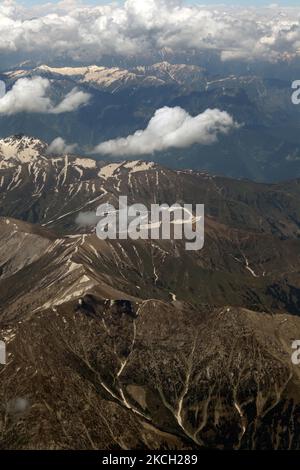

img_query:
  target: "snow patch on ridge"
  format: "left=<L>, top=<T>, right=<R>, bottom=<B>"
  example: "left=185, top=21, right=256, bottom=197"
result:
left=73, top=158, right=96, bottom=169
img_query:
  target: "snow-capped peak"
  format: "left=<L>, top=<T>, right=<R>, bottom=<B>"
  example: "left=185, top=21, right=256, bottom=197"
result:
left=0, top=135, right=47, bottom=168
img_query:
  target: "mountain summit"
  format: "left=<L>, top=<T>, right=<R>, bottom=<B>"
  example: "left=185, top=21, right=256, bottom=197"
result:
left=0, top=135, right=47, bottom=168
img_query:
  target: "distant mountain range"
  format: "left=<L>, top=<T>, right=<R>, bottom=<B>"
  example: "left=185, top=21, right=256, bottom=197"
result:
left=1, top=62, right=300, bottom=182
left=1, top=135, right=300, bottom=449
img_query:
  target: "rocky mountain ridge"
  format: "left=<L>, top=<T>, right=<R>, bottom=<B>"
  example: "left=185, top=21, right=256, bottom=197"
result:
left=1, top=136, right=300, bottom=449
left=3, top=61, right=206, bottom=93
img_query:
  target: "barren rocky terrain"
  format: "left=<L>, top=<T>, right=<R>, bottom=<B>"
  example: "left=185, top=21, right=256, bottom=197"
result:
left=1, top=136, right=300, bottom=449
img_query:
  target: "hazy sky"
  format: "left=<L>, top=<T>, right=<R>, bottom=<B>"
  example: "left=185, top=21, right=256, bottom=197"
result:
left=19, top=0, right=300, bottom=6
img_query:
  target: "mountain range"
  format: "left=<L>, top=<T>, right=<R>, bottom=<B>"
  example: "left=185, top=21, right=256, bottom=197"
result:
left=1, top=62, right=300, bottom=182
left=1, top=135, right=300, bottom=449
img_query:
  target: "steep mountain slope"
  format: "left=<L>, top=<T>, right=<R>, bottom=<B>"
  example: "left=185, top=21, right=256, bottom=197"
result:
left=1, top=219, right=300, bottom=450
left=1, top=137, right=300, bottom=449
left=2, top=135, right=300, bottom=314
left=1, top=135, right=300, bottom=238
left=2, top=290, right=300, bottom=450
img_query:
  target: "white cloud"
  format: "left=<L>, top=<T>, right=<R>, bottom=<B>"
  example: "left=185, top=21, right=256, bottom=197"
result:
left=0, top=1, right=300, bottom=64
left=47, top=137, right=77, bottom=155
left=93, top=106, right=239, bottom=156
left=0, top=76, right=90, bottom=115
left=51, top=87, right=91, bottom=114
left=0, top=77, right=51, bottom=114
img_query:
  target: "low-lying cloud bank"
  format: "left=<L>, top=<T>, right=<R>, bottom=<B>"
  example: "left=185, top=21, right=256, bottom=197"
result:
left=0, top=1, right=300, bottom=64
left=0, top=77, right=90, bottom=115
left=93, top=106, right=239, bottom=156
